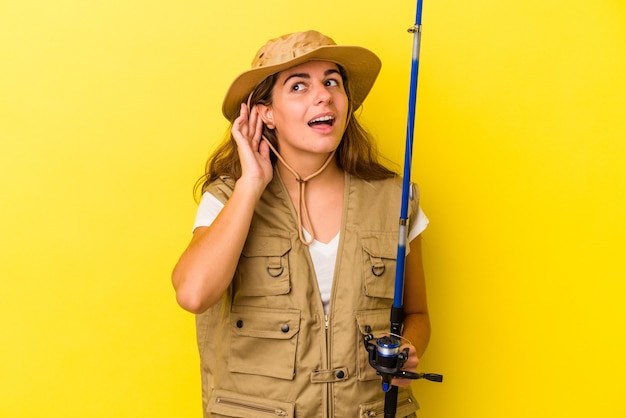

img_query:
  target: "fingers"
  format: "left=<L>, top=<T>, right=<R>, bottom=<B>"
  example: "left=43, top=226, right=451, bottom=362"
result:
left=391, top=377, right=412, bottom=387
left=231, top=102, right=273, bottom=187
left=254, top=109, right=264, bottom=141
left=258, top=137, right=270, bottom=160
left=233, top=103, right=264, bottom=151
left=231, top=106, right=243, bottom=144
left=403, top=344, right=419, bottom=368
left=249, top=105, right=264, bottom=151
left=390, top=344, right=419, bottom=387
left=232, top=103, right=249, bottom=141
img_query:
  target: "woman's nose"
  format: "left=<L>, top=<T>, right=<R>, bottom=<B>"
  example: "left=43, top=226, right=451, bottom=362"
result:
left=313, top=83, right=332, bottom=104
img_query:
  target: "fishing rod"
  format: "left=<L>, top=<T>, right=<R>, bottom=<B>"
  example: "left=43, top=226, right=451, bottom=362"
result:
left=363, top=0, right=442, bottom=416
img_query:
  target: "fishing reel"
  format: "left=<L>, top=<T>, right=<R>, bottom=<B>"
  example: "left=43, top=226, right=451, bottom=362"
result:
left=363, top=333, right=443, bottom=392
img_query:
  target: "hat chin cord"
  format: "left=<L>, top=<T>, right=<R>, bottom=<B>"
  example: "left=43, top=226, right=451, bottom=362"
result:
left=261, top=135, right=336, bottom=246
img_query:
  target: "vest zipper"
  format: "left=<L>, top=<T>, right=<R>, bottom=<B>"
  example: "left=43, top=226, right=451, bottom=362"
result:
left=324, top=312, right=332, bottom=418
left=363, top=396, right=414, bottom=417
left=215, top=397, right=288, bottom=417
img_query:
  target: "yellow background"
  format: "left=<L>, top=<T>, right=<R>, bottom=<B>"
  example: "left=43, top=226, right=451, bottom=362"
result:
left=1, top=0, right=624, bottom=417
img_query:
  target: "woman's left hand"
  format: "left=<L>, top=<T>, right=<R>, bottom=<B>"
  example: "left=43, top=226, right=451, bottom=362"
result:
left=391, top=344, right=420, bottom=387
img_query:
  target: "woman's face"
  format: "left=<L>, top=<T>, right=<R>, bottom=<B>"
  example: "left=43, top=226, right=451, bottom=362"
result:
left=258, top=60, right=349, bottom=161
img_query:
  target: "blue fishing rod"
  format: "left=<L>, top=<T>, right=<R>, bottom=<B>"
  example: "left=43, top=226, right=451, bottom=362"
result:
left=363, top=1, right=442, bottom=416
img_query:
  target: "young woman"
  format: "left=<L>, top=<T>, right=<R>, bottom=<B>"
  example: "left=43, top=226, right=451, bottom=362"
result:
left=172, top=30, right=431, bottom=417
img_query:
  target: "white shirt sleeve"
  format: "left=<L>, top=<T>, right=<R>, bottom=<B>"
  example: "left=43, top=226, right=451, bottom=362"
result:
left=192, top=192, right=225, bottom=231
left=192, top=191, right=429, bottom=239
left=409, top=206, right=429, bottom=242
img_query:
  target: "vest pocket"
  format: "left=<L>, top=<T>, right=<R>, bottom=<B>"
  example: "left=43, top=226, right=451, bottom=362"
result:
left=355, top=309, right=393, bottom=382
left=361, top=233, right=398, bottom=300
left=358, top=390, right=419, bottom=417
left=208, top=388, right=294, bottom=417
left=229, top=305, right=300, bottom=380
left=236, top=235, right=291, bottom=297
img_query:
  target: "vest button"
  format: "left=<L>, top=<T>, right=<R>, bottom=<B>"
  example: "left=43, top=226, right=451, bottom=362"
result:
left=281, top=324, right=290, bottom=333
left=336, top=370, right=345, bottom=379
left=236, top=320, right=244, bottom=328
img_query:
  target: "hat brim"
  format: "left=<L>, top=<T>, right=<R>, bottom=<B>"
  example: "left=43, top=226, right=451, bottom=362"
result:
left=222, top=45, right=381, bottom=120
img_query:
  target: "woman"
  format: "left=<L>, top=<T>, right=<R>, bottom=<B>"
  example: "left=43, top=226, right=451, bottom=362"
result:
left=172, top=30, right=431, bottom=417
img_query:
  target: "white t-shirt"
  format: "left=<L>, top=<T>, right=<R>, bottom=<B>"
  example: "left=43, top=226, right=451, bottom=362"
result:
left=193, top=192, right=429, bottom=313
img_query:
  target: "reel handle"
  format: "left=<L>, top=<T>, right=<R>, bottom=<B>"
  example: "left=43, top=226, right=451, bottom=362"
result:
left=363, top=333, right=443, bottom=391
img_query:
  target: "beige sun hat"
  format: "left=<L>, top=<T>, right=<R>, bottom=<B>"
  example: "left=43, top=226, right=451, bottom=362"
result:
left=221, top=30, right=382, bottom=120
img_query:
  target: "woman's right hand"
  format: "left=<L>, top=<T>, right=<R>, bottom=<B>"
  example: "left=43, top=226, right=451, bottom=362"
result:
left=172, top=103, right=274, bottom=314
left=231, top=103, right=273, bottom=195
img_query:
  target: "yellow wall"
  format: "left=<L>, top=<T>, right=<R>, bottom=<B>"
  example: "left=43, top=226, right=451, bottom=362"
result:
left=1, top=1, right=624, bottom=417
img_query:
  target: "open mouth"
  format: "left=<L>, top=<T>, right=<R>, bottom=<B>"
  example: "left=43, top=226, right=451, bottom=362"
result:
left=308, top=115, right=335, bottom=127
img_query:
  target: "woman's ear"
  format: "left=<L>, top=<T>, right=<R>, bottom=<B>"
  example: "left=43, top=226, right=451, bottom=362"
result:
left=256, top=104, right=275, bottom=129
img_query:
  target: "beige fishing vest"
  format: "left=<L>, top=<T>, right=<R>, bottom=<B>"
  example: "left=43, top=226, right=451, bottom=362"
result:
left=196, top=170, right=421, bottom=417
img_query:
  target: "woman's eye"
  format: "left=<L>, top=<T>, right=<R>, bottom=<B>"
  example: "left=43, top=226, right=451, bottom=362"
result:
left=292, top=82, right=305, bottom=91
left=325, top=79, right=340, bottom=87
